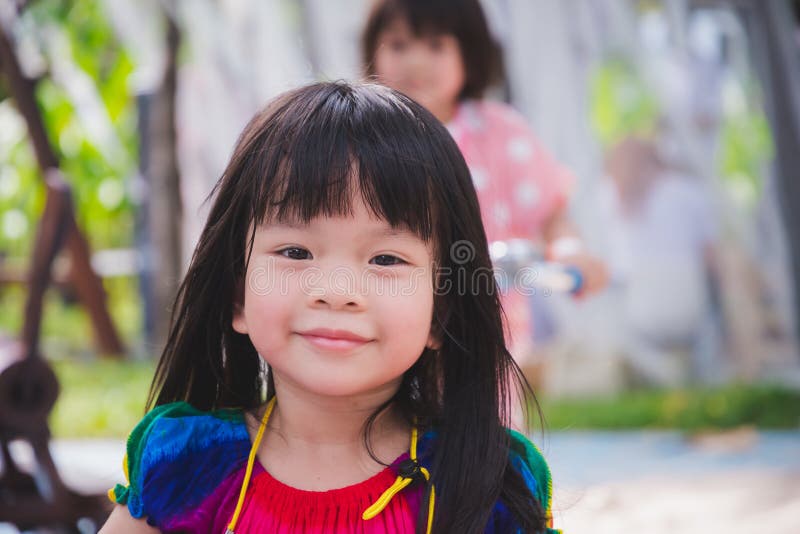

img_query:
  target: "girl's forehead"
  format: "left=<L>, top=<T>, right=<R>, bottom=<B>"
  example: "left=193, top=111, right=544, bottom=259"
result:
left=259, top=211, right=418, bottom=239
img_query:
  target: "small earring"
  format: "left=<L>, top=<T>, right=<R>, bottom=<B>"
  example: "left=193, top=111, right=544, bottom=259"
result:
left=409, top=376, right=421, bottom=401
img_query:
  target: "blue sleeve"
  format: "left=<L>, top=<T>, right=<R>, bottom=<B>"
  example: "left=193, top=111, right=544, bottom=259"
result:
left=486, top=429, right=562, bottom=533
left=108, top=402, right=251, bottom=527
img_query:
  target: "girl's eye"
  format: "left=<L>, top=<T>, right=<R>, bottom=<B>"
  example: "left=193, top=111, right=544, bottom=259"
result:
left=387, top=38, right=407, bottom=52
left=371, top=254, right=405, bottom=267
left=427, top=36, right=446, bottom=52
left=279, top=247, right=312, bottom=260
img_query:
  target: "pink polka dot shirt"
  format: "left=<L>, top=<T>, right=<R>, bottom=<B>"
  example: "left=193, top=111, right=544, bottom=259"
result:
left=447, top=100, right=574, bottom=243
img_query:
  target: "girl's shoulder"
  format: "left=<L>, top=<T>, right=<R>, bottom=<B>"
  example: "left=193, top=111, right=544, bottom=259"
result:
left=417, top=428, right=560, bottom=533
left=498, top=429, right=561, bottom=533
left=506, top=429, right=556, bottom=525
left=108, top=402, right=252, bottom=527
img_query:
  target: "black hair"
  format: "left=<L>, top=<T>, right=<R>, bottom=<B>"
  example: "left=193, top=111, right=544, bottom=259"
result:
left=362, top=0, right=504, bottom=100
left=147, top=81, right=545, bottom=532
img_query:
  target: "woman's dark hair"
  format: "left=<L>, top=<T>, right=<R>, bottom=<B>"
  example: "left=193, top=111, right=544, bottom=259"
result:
left=362, top=0, right=504, bottom=100
left=147, top=81, right=544, bottom=532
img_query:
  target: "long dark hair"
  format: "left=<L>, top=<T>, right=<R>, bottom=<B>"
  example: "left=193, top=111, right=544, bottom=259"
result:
left=362, top=0, right=504, bottom=100
left=148, top=81, right=544, bottom=532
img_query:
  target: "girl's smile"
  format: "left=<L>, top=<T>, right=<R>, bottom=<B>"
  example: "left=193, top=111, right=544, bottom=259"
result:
left=296, top=328, right=375, bottom=353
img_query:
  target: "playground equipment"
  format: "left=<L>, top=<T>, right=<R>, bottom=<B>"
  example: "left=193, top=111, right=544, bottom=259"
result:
left=0, top=174, right=111, bottom=532
left=0, top=22, right=119, bottom=532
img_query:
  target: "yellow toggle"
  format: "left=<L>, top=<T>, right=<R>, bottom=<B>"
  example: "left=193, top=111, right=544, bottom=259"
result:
left=362, top=423, right=435, bottom=533
left=361, top=475, right=414, bottom=519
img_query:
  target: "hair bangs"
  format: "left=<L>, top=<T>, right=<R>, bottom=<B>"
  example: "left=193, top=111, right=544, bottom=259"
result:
left=403, top=1, right=464, bottom=38
left=250, top=83, right=437, bottom=243
left=373, top=0, right=462, bottom=38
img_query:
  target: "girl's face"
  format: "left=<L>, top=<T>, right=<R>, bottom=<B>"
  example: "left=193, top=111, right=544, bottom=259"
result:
left=233, top=194, right=437, bottom=401
left=373, top=17, right=466, bottom=122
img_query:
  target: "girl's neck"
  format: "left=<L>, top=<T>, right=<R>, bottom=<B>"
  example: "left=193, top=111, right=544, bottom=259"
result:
left=264, top=374, right=409, bottom=447
left=253, top=379, right=411, bottom=490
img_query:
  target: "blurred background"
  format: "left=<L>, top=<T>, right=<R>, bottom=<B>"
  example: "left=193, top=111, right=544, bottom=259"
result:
left=0, top=0, right=799, bottom=532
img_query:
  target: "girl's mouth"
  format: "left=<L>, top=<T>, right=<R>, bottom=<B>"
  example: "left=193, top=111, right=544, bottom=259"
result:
left=297, top=328, right=373, bottom=352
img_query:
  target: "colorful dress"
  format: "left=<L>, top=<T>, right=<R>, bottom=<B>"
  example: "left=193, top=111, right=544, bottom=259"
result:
left=447, top=100, right=575, bottom=358
left=109, top=402, right=560, bottom=533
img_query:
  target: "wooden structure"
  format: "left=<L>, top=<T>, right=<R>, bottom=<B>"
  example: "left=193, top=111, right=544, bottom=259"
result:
left=0, top=14, right=121, bottom=532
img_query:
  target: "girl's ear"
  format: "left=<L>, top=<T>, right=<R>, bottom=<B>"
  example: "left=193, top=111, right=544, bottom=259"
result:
left=232, top=278, right=248, bottom=334
left=232, top=305, right=248, bottom=334
left=426, top=320, right=442, bottom=350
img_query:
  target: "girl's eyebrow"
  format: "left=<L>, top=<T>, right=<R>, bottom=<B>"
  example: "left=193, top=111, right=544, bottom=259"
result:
left=265, top=220, right=413, bottom=235
left=261, top=220, right=422, bottom=242
left=260, top=219, right=308, bottom=230
left=369, top=226, right=419, bottom=240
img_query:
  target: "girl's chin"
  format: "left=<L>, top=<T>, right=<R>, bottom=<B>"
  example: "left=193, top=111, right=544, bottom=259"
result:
left=273, top=371, right=402, bottom=401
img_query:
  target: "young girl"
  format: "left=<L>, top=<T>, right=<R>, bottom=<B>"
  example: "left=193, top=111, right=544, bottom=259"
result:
left=100, top=82, right=559, bottom=533
left=362, top=0, right=607, bottom=360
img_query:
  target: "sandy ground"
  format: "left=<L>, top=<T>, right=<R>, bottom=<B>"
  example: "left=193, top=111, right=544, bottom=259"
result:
left=554, top=470, right=800, bottom=533
left=546, top=430, right=800, bottom=533
left=2, top=431, right=799, bottom=533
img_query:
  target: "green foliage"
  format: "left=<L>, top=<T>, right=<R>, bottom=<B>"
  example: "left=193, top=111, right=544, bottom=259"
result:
left=718, top=100, right=773, bottom=209
left=589, top=54, right=774, bottom=209
left=0, top=136, right=44, bottom=258
left=0, top=0, right=137, bottom=256
left=590, top=58, right=660, bottom=148
left=0, top=0, right=142, bottom=354
left=539, top=384, right=800, bottom=431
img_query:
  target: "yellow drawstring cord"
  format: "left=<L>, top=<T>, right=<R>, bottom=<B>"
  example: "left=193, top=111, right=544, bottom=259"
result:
left=362, top=425, right=436, bottom=534
left=225, top=396, right=275, bottom=534
left=226, top=398, right=433, bottom=533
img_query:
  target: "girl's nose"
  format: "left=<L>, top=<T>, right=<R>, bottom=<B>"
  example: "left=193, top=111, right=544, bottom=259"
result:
left=307, top=266, right=366, bottom=310
left=404, top=44, right=427, bottom=71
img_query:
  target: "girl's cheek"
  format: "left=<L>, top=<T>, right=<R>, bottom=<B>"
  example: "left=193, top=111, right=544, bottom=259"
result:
left=376, top=46, right=412, bottom=80
left=374, top=55, right=398, bottom=82
left=243, top=260, right=306, bottom=309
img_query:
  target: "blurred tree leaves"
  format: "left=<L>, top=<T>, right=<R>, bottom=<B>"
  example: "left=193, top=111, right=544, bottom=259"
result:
left=718, top=90, right=773, bottom=210
left=589, top=55, right=773, bottom=210
left=0, top=0, right=137, bottom=258
left=590, top=58, right=660, bottom=148
left=0, top=75, right=8, bottom=101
